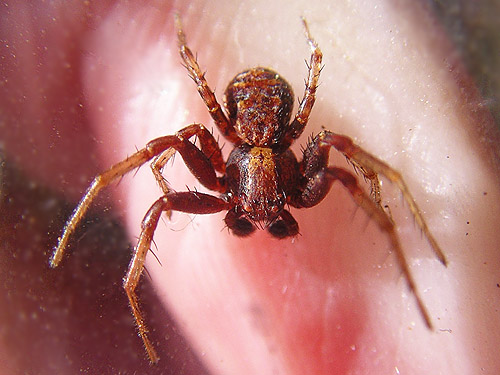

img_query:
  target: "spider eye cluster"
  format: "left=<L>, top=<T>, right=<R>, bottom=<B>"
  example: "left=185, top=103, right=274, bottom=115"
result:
left=224, top=67, right=294, bottom=147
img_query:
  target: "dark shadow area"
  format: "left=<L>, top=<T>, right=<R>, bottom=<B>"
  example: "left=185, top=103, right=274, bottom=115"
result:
left=0, top=157, right=210, bottom=374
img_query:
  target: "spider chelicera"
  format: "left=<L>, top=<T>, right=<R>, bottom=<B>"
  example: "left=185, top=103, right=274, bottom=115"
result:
left=50, top=17, right=447, bottom=363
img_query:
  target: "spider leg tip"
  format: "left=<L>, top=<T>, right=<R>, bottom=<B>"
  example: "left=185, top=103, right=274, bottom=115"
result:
left=440, top=255, right=449, bottom=267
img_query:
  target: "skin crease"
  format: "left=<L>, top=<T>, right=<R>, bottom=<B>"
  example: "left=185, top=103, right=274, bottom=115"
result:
left=1, top=0, right=500, bottom=374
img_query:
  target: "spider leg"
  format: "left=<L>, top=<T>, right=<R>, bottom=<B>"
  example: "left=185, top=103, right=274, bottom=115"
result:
left=51, top=124, right=226, bottom=268
left=174, top=15, right=240, bottom=144
left=317, top=130, right=447, bottom=265
left=151, top=148, right=177, bottom=195
left=282, top=18, right=323, bottom=148
left=294, top=164, right=435, bottom=328
left=151, top=123, right=226, bottom=195
left=124, top=191, right=230, bottom=363
left=348, top=158, right=382, bottom=208
left=293, top=131, right=447, bottom=329
left=50, top=148, right=155, bottom=268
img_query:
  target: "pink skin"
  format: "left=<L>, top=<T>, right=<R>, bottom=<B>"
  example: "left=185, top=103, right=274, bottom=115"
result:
left=2, top=0, right=500, bottom=374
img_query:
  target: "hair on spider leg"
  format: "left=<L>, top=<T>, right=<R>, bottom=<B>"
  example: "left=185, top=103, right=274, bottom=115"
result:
left=114, top=167, right=134, bottom=189
left=130, top=233, right=162, bottom=268
left=169, top=213, right=200, bottom=233
left=344, top=155, right=361, bottom=175
left=298, top=133, right=314, bottom=155
left=206, top=148, right=221, bottom=163
left=220, top=222, right=231, bottom=235
left=142, top=263, right=154, bottom=283
left=149, top=234, right=159, bottom=251
left=301, top=69, right=324, bottom=89
left=114, top=152, right=146, bottom=184
left=131, top=163, right=144, bottom=179
left=148, top=240, right=163, bottom=267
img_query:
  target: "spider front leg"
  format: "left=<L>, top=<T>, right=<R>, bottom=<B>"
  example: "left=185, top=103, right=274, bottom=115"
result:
left=50, top=125, right=225, bottom=268
left=282, top=18, right=323, bottom=148
left=50, top=147, right=158, bottom=268
left=175, top=16, right=240, bottom=143
left=124, top=191, right=229, bottom=363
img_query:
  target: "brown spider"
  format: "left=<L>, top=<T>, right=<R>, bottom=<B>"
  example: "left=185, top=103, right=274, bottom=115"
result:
left=50, top=17, right=447, bottom=363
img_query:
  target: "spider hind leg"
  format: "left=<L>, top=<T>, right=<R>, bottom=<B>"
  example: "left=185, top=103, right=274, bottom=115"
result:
left=293, top=130, right=446, bottom=329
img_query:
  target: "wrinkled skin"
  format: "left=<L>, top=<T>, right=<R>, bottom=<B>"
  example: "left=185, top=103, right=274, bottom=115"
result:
left=1, top=1, right=500, bottom=374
